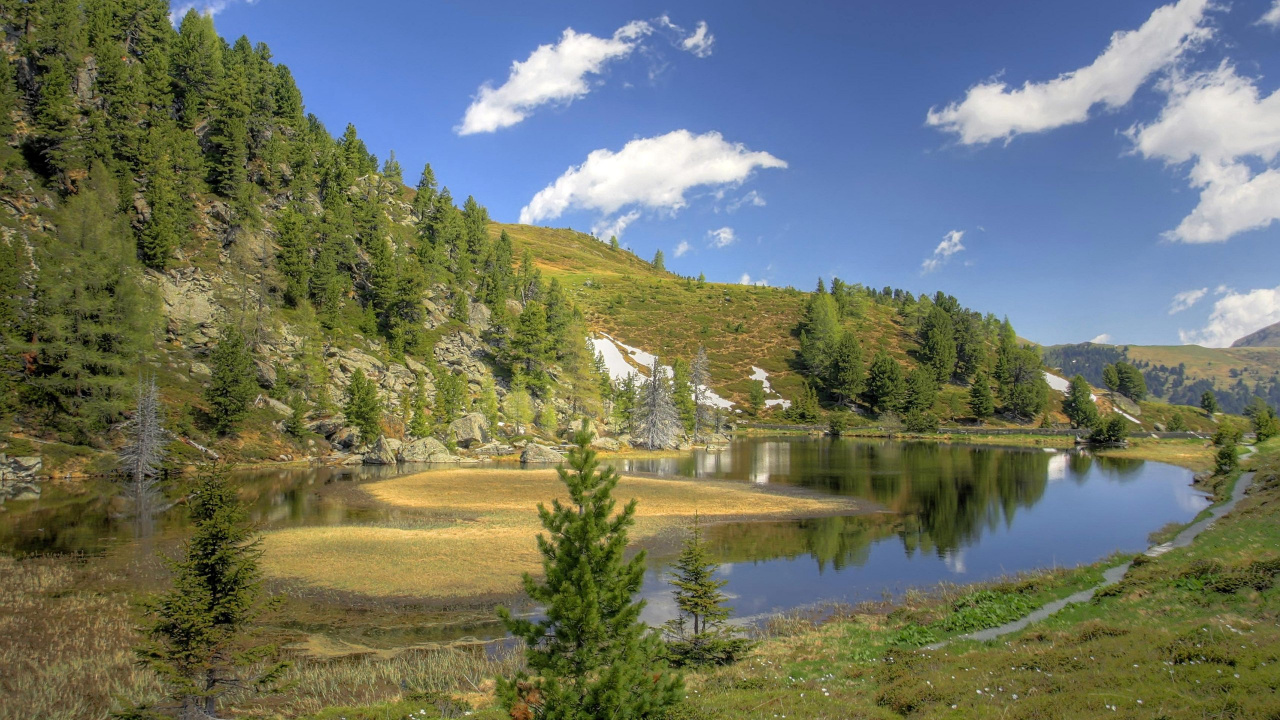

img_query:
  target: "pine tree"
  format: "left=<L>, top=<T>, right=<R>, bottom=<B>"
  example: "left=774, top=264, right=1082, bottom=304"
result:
left=538, top=393, right=559, bottom=435
left=504, top=377, right=534, bottom=435
left=1253, top=404, right=1279, bottom=442
left=902, top=367, right=937, bottom=414
left=344, top=368, right=382, bottom=445
left=664, top=515, right=747, bottom=667
left=788, top=383, right=821, bottom=424
left=613, top=374, right=639, bottom=434
left=652, top=249, right=665, bottom=271
left=1200, top=390, right=1219, bottom=416
left=433, top=367, right=465, bottom=427
left=136, top=462, right=286, bottom=718
left=864, top=351, right=904, bottom=415
left=511, top=302, right=551, bottom=389
left=968, top=372, right=995, bottom=418
left=1002, top=347, right=1050, bottom=420
left=205, top=326, right=257, bottom=435
left=275, top=206, right=311, bottom=308
left=636, top=359, right=680, bottom=449
left=381, top=150, right=403, bottom=185
left=671, top=358, right=697, bottom=432
left=1062, top=374, right=1099, bottom=429
left=747, top=380, right=766, bottom=417
left=919, top=306, right=957, bottom=384
left=498, top=435, right=682, bottom=720
left=826, top=332, right=864, bottom=404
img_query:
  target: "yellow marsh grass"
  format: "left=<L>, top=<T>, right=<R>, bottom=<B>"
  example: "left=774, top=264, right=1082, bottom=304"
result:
left=261, top=468, right=853, bottom=599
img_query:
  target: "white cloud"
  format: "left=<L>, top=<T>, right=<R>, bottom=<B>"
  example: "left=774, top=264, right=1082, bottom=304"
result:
left=708, top=226, right=736, bottom=248
left=921, top=230, right=965, bottom=273
left=1128, top=63, right=1280, bottom=243
left=519, top=130, right=786, bottom=224
left=1179, top=284, right=1280, bottom=347
left=926, top=0, right=1212, bottom=145
left=673, top=240, right=691, bottom=257
left=1260, top=1, right=1280, bottom=27
left=1090, top=333, right=1113, bottom=344
left=170, top=0, right=257, bottom=22
left=591, top=210, right=641, bottom=241
left=739, top=273, right=768, bottom=287
left=726, top=190, right=766, bottom=212
left=657, top=16, right=716, bottom=58
left=1169, top=287, right=1209, bottom=314
left=457, top=22, right=650, bottom=135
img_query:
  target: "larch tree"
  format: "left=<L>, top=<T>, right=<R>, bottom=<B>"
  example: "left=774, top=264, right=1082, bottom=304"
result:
left=636, top=359, right=680, bottom=449
left=498, top=434, right=682, bottom=720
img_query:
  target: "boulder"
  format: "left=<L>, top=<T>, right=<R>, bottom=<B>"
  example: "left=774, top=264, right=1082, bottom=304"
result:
left=189, top=362, right=212, bottom=378
left=329, top=426, right=361, bottom=449
left=467, top=301, right=492, bottom=332
left=398, top=437, right=449, bottom=462
left=253, top=358, right=277, bottom=389
left=309, top=416, right=346, bottom=438
left=474, top=442, right=515, bottom=457
left=1, top=455, right=43, bottom=479
left=521, top=444, right=564, bottom=464
left=449, top=413, right=489, bottom=448
left=255, top=394, right=292, bottom=416
left=363, top=436, right=399, bottom=465
left=590, top=437, right=621, bottom=451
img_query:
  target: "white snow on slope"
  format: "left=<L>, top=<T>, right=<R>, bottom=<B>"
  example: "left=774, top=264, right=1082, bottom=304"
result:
left=750, top=366, right=792, bottom=408
left=589, top=333, right=735, bottom=409
left=1044, top=370, right=1097, bottom=401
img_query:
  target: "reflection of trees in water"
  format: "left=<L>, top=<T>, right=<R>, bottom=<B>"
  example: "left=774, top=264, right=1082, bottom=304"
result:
left=699, top=441, right=1082, bottom=570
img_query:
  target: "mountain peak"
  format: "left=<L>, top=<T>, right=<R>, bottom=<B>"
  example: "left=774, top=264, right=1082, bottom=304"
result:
left=1232, top=321, right=1280, bottom=348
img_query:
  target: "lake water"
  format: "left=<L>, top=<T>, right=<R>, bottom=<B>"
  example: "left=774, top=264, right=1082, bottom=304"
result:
left=0, top=437, right=1209, bottom=634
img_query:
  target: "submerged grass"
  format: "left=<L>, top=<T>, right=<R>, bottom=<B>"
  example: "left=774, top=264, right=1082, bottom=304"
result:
left=260, top=469, right=854, bottom=599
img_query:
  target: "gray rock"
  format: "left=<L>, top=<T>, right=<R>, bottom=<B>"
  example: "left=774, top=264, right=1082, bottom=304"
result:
left=398, top=437, right=448, bottom=462
left=256, top=395, right=293, bottom=416
left=590, top=437, right=621, bottom=451
left=363, top=436, right=399, bottom=465
left=253, top=358, right=277, bottom=389
left=473, top=442, right=515, bottom=457
left=434, top=331, right=490, bottom=380
left=521, top=444, right=564, bottom=464
left=449, top=413, right=490, bottom=448
left=1154, top=422, right=1167, bottom=432
left=467, top=301, right=492, bottom=332
left=330, top=426, right=361, bottom=449
left=189, top=362, right=212, bottom=378
left=309, top=416, right=346, bottom=438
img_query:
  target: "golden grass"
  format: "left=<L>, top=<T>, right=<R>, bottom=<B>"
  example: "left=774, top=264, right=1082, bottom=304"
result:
left=1096, top=438, right=1216, bottom=472
left=261, top=468, right=853, bottom=599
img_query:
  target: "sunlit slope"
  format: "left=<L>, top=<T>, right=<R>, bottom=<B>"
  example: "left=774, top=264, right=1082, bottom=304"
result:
left=1124, top=345, right=1280, bottom=386
left=494, top=223, right=916, bottom=404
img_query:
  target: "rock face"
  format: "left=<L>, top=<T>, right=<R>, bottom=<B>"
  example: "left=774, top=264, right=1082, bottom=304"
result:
left=435, top=331, right=490, bottom=382
left=521, top=443, right=564, bottom=464
left=590, top=436, right=621, bottom=451
left=0, top=455, right=43, bottom=503
left=449, top=413, right=489, bottom=448
left=473, top=442, right=515, bottom=457
left=398, top=437, right=449, bottom=462
left=329, top=426, right=361, bottom=450
left=363, top=436, right=400, bottom=465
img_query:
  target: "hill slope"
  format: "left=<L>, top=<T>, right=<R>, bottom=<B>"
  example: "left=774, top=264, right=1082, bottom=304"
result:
left=1232, top=321, right=1280, bottom=348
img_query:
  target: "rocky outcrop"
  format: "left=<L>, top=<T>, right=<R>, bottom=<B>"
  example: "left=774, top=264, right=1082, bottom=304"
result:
left=590, top=436, right=621, bottom=451
left=0, top=455, right=43, bottom=503
left=362, top=436, right=400, bottom=465
left=434, top=331, right=490, bottom=382
left=449, top=413, right=489, bottom=448
left=398, top=436, right=448, bottom=462
left=254, top=394, right=292, bottom=416
left=521, top=444, right=564, bottom=464
left=473, top=442, right=515, bottom=457
left=159, top=268, right=220, bottom=346
left=329, top=426, right=361, bottom=449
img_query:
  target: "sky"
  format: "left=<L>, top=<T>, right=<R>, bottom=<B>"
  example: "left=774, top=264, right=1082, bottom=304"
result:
left=175, top=0, right=1280, bottom=348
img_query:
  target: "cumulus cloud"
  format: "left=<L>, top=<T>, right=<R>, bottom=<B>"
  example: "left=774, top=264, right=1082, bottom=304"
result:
left=1260, top=1, right=1280, bottom=27
left=1090, top=333, right=1113, bottom=344
left=458, top=17, right=714, bottom=135
left=726, top=190, right=766, bottom=213
left=457, top=22, right=650, bottom=135
left=926, top=0, right=1212, bottom=145
left=1169, top=287, right=1209, bottom=314
left=591, top=210, right=641, bottom=241
left=708, top=227, right=736, bottom=248
left=170, top=0, right=257, bottom=22
left=673, top=240, right=691, bottom=257
left=1128, top=63, right=1280, bottom=243
left=921, top=230, right=965, bottom=273
left=1179, top=285, right=1280, bottom=347
left=739, top=273, right=768, bottom=287
left=519, top=129, right=786, bottom=225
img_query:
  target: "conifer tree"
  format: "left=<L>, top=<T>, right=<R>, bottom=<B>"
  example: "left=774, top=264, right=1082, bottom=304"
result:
left=690, top=346, right=711, bottom=441
left=1200, top=390, right=1219, bottom=416
left=747, top=380, right=766, bottom=417
left=504, top=377, right=534, bottom=435
left=919, top=305, right=957, bottom=383
left=788, top=383, right=821, bottom=424
left=409, top=374, right=431, bottom=438
left=498, top=435, right=682, bottom=720
left=136, top=462, right=286, bottom=718
left=480, top=376, right=500, bottom=435
left=968, top=372, right=995, bottom=418
left=613, top=374, right=639, bottom=433
left=671, top=358, right=697, bottom=432
left=381, top=150, right=403, bottom=185
left=1062, top=374, right=1099, bottom=429
left=652, top=249, right=665, bottom=271
left=275, top=206, right=311, bottom=308
left=664, top=515, right=747, bottom=667
left=343, top=368, right=382, bottom=444
left=864, top=351, right=904, bottom=415
left=205, top=325, right=257, bottom=435
left=636, top=360, right=681, bottom=449
left=433, top=367, right=465, bottom=427
left=826, top=332, right=864, bottom=404
left=902, top=367, right=937, bottom=415
left=511, top=302, right=551, bottom=388
left=118, top=374, right=166, bottom=519
left=538, top=393, right=559, bottom=435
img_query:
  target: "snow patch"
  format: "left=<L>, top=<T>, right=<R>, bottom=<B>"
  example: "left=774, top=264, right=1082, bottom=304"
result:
left=590, top=333, right=735, bottom=409
left=1116, top=409, right=1141, bottom=425
left=750, top=366, right=792, bottom=409
left=1044, top=370, right=1097, bottom=401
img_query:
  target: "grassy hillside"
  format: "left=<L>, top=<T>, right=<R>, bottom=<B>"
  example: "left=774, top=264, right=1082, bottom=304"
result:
left=496, top=223, right=918, bottom=404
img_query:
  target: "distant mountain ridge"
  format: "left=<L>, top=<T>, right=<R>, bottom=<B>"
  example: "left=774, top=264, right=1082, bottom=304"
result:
left=1232, top=321, right=1280, bottom=348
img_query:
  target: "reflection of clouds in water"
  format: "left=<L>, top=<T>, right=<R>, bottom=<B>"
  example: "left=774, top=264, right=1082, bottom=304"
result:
left=750, top=442, right=790, bottom=484
left=1172, top=482, right=1212, bottom=514
left=943, top=548, right=967, bottom=574
left=1046, top=452, right=1067, bottom=484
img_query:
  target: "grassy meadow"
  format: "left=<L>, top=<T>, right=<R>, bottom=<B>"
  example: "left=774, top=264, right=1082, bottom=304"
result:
left=260, top=468, right=857, bottom=599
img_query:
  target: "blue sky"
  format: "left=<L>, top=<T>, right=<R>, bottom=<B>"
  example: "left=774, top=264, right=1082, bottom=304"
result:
left=181, top=0, right=1280, bottom=348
